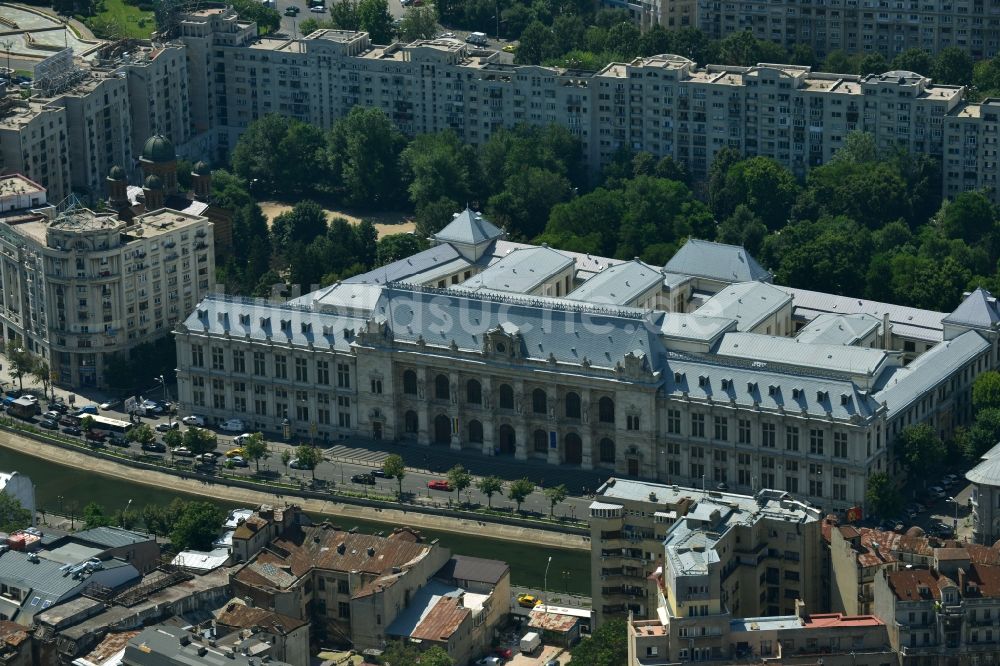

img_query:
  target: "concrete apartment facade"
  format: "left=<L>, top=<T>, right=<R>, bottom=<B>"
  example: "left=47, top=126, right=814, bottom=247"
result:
left=0, top=97, right=71, bottom=203
left=610, top=0, right=1000, bottom=61
left=589, top=481, right=822, bottom=624
left=0, top=177, right=215, bottom=386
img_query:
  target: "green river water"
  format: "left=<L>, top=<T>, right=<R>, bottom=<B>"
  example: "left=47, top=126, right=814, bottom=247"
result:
left=0, top=446, right=591, bottom=595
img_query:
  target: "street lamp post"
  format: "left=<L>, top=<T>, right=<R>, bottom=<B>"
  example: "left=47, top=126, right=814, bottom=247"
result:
left=948, top=496, right=960, bottom=534
left=122, top=499, right=133, bottom=527
left=543, top=555, right=552, bottom=614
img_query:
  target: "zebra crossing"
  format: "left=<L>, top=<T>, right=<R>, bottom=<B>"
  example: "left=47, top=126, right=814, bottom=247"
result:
left=323, top=444, right=391, bottom=467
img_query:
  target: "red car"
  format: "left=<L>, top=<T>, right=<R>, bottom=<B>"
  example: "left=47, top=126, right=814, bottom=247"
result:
left=495, top=647, right=513, bottom=659
left=427, top=480, right=452, bottom=491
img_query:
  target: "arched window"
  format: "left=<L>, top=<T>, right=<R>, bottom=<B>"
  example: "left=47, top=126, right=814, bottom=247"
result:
left=598, top=396, right=615, bottom=424
left=467, top=379, right=482, bottom=405
left=599, top=438, right=616, bottom=464
left=403, top=370, right=417, bottom=395
left=499, top=384, right=514, bottom=410
left=532, top=389, right=548, bottom=414
left=433, top=414, right=451, bottom=444
left=497, top=424, right=516, bottom=455
left=435, top=374, right=450, bottom=401
left=534, top=429, right=548, bottom=453
left=565, top=392, right=581, bottom=419
left=404, top=410, right=418, bottom=434
left=565, top=433, right=583, bottom=465
left=468, top=420, right=484, bottom=443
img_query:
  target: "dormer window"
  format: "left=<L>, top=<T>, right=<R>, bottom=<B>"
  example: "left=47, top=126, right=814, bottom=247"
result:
left=260, top=316, right=270, bottom=329
left=239, top=314, right=250, bottom=326
left=792, top=388, right=801, bottom=400
left=817, top=390, right=828, bottom=402
left=721, top=378, right=731, bottom=390
left=841, top=393, right=850, bottom=405
left=698, top=376, right=708, bottom=388
left=280, top=319, right=291, bottom=333
left=301, top=322, right=312, bottom=334
left=674, top=372, right=685, bottom=383
left=747, top=381, right=757, bottom=393
left=768, top=385, right=777, bottom=396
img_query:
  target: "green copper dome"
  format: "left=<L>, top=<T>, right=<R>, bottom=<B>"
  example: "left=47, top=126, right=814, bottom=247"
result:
left=143, top=174, right=163, bottom=190
left=141, top=134, right=176, bottom=163
left=108, top=164, right=126, bottom=180
left=192, top=160, right=211, bottom=175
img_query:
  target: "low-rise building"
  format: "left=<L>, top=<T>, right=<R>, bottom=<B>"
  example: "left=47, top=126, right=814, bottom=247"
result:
left=121, top=625, right=292, bottom=665
left=214, top=600, right=310, bottom=665
left=968, top=443, right=1000, bottom=546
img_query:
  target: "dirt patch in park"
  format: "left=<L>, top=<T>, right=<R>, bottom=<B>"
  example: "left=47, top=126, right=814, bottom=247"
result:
left=258, top=201, right=416, bottom=238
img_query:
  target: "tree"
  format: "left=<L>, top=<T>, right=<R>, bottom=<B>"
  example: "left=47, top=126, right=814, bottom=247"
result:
left=231, top=0, right=281, bottom=33
left=170, top=501, right=225, bottom=552
left=604, top=21, right=641, bottom=60
left=83, top=502, right=112, bottom=529
left=516, top=21, right=557, bottom=65
left=488, top=167, right=572, bottom=239
left=446, top=464, right=472, bottom=505
left=932, top=46, right=974, bottom=86
left=271, top=200, right=328, bottom=248
left=81, top=415, right=95, bottom=433
left=377, top=233, right=424, bottom=265
left=357, top=0, right=393, bottom=42
left=327, top=107, right=407, bottom=207
left=163, top=429, right=183, bottom=451
left=544, top=484, right=568, bottom=517
left=974, top=372, right=1000, bottom=413
left=231, top=115, right=326, bottom=195
left=476, top=475, right=504, bottom=509
left=30, top=357, right=51, bottom=401
left=896, top=423, right=946, bottom=481
left=0, top=494, right=31, bottom=533
left=938, top=191, right=996, bottom=245
left=571, top=618, right=628, bottom=666
left=329, top=0, right=360, bottom=30
left=402, top=131, right=481, bottom=212
left=760, top=216, right=873, bottom=297
left=398, top=6, right=437, bottom=41
left=552, top=13, right=586, bottom=55
left=858, top=52, right=888, bottom=76
left=141, top=504, right=169, bottom=536
left=281, top=449, right=292, bottom=474
left=831, top=130, right=878, bottom=164
left=7, top=347, right=33, bottom=392
left=127, top=423, right=156, bottom=447
left=865, top=472, right=902, bottom=519
left=965, top=408, right=1000, bottom=459
left=382, top=642, right=453, bottom=666
left=415, top=197, right=461, bottom=238
left=294, top=444, right=322, bottom=480
left=384, top=453, right=406, bottom=498
left=508, top=477, right=535, bottom=514
left=974, top=56, right=1000, bottom=96
left=243, top=433, right=271, bottom=472
left=892, top=48, right=933, bottom=76
left=711, top=156, right=799, bottom=231
left=182, top=428, right=218, bottom=456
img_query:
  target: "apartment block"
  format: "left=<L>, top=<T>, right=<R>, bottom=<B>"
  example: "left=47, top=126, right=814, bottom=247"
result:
left=615, top=0, right=1000, bottom=61
left=0, top=98, right=71, bottom=202
left=0, top=198, right=214, bottom=387
left=116, top=43, right=193, bottom=162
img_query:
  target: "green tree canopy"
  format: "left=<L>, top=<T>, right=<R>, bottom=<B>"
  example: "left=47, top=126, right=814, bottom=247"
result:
left=932, top=46, right=974, bottom=86
left=242, top=433, right=271, bottom=472
left=866, top=472, right=902, bottom=519
left=182, top=428, right=218, bottom=456
left=965, top=408, right=1000, bottom=459
left=892, top=48, right=934, bottom=76
left=476, top=476, right=504, bottom=508
left=271, top=200, right=328, bottom=247
left=294, top=445, right=322, bottom=480
left=0, top=494, right=31, bottom=533
left=383, top=453, right=406, bottom=497
left=357, top=0, right=394, bottom=43
left=446, top=464, right=472, bottom=504
left=83, top=502, right=112, bottom=529
left=571, top=618, right=629, bottom=666
left=974, top=372, right=1000, bottom=413
left=231, top=115, right=326, bottom=195
left=398, top=6, right=437, bottom=41
left=896, top=423, right=947, bottom=481
left=937, top=190, right=997, bottom=246
left=327, top=107, right=408, bottom=208
left=508, top=478, right=536, bottom=514
left=544, top=484, right=568, bottom=517
left=170, top=501, right=225, bottom=552
left=402, top=131, right=482, bottom=212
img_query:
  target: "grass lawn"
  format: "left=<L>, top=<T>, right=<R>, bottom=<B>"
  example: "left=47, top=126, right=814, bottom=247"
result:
left=81, top=0, right=155, bottom=39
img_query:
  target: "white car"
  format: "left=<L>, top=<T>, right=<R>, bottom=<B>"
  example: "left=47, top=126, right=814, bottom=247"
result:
left=140, top=400, right=163, bottom=415
left=233, top=433, right=254, bottom=446
left=288, top=458, right=310, bottom=469
left=309, top=5, right=325, bottom=11
left=182, top=415, right=205, bottom=427
left=219, top=419, right=246, bottom=432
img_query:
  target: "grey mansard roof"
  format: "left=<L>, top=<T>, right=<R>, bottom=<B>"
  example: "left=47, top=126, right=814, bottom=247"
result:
left=694, top=281, right=791, bottom=331
left=943, top=287, right=1000, bottom=329
left=566, top=259, right=663, bottom=306
left=431, top=208, right=504, bottom=246
left=664, top=239, right=772, bottom=284
left=182, top=296, right=369, bottom=352
left=873, top=329, right=990, bottom=416
left=794, top=313, right=881, bottom=346
left=371, top=285, right=666, bottom=372
left=458, top=245, right=573, bottom=294
left=344, top=244, right=468, bottom=286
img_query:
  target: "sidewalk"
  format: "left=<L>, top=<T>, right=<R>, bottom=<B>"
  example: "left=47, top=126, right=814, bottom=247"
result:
left=0, top=426, right=589, bottom=551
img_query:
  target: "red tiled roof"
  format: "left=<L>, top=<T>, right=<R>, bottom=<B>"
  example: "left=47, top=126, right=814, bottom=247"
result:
left=803, top=613, right=883, bottom=629
left=216, top=601, right=308, bottom=634
left=887, top=569, right=942, bottom=602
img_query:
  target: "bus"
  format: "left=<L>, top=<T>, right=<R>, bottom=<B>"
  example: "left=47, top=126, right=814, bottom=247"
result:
left=86, top=414, right=134, bottom=435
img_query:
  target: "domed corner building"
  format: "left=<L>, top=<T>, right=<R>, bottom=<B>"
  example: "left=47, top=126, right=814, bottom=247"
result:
left=967, top=443, right=1000, bottom=546
left=139, top=134, right=178, bottom=195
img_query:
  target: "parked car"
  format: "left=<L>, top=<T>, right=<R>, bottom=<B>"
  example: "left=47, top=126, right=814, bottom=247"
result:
left=43, top=410, right=61, bottom=421
left=233, top=433, right=254, bottom=446
left=427, top=480, right=451, bottom=491
left=109, top=434, right=129, bottom=447
left=47, top=402, right=68, bottom=414
left=517, top=594, right=542, bottom=608
left=38, top=418, right=59, bottom=430
left=219, top=419, right=246, bottom=432
left=195, top=453, right=217, bottom=464
left=288, top=458, right=311, bottom=469
left=155, top=421, right=179, bottom=432
left=372, top=469, right=391, bottom=478
left=352, top=473, right=376, bottom=485
left=99, top=400, right=120, bottom=411
left=74, top=405, right=98, bottom=416
left=141, top=441, right=167, bottom=453
left=475, top=657, right=503, bottom=666
left=309, top=5, right=325, bottom=11
left=229, top=455, right=249, bottom=467
left=85, top=431, right=108, bottom=442
left=172, top=446, right=194, bottom=457
left=140, top=400, right=162, bottom=415
left=225, top=447, right=245, bottom=458
left=931, top=522, right=955, bottom=537
left=182, top=415, right=205, bottom=426
left=927, top=486, right=947, bottom=500
left=284, top=6, right=297, bottom=14
left=62, top=426, right=82, bottom=436
left=502, top=43, right=516, bottom=52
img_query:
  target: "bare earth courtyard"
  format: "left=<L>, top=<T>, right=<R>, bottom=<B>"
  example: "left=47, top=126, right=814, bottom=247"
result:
left=258, top=200, right=416, bottom=239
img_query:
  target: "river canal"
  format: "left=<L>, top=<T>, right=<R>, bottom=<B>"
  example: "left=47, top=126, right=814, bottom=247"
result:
left=1, top=446, right=591, bottom=595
